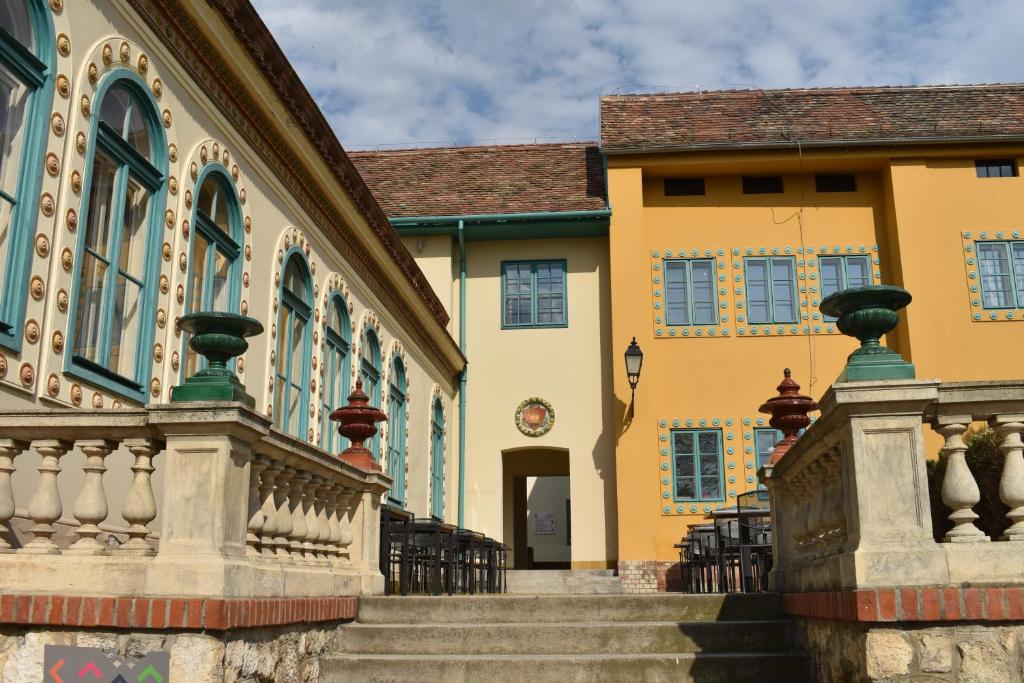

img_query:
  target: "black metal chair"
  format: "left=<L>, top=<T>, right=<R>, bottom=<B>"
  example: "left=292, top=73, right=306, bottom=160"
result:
left=736, top=491, right=773, bottom=593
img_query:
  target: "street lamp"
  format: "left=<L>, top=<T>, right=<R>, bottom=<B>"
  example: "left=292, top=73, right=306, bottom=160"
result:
left=624, top=337, right=643, bottom=398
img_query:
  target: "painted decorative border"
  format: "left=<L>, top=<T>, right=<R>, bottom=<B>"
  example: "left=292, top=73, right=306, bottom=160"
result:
left=960, top=230, right=1024, bottom=322
left=515, top=396, right=555, bottom=437
left=650, top=244, right=881, bottom=338
left=656, top=414, right=814, bottom=517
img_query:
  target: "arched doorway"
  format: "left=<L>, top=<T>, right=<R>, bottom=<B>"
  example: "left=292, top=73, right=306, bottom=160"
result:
left=502, top=447, right=570, bottom=569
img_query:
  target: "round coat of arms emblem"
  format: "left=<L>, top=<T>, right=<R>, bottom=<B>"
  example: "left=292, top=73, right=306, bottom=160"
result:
left=515, top=397, right=555, bottom=437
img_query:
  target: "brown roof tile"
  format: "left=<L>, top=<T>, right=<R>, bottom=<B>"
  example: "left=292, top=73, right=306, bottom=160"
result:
left=349, top=143, right=607, bottom=218
left=601, top=84, right=1024, bottom=152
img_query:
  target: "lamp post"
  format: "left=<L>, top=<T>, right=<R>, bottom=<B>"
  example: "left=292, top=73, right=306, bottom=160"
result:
left=624, top=337, right=643, bottom=401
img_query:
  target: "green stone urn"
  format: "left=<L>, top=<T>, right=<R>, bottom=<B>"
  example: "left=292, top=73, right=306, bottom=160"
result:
left=170, top=311, right=264, bottom=408
left=819, top=285, right=916, bottom=382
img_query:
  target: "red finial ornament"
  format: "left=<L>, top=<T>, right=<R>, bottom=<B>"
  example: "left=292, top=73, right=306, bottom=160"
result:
left=330, top=377, right=387, bottom=471
left=758, top=368, right=817, bottom=464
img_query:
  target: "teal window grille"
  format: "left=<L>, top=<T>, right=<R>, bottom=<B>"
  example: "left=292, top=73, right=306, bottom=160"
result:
left=501, top=260, right=567, bottom=328
left=182, top=166, right=242, bottom=378
left=385, top=356, right=407, bottom=506
left=664, top=259, right=717, bottom=326
left=744, top=257, right=797, bottom=323
left=671, top=429, right=723, bottom=501
left=273, top=251, right=312, bottom=438
left=0, top=1, right=53, bottom=353
left=819, top=255, right=871, bottom=320
left=68, top=73, right=166, bottom=400
left=976, top=241, right=1024, bottom=309
left=320, top=294, right=351, bottom=453
left=430, top=397, right=445, bottom=519
left=359, top=326, right=382, bottom=459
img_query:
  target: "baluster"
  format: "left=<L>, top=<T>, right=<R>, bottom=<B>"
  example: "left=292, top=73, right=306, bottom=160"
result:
left=336, top=486, right=355, bottom=564
left=272, top=467, right=295, bottom=561
left=120, top=438, right=161, bottom=556
left=314, top=477, right=332, bottom=564
left=936, top=422, right=989, bottom=542
left=246, top=457, right=268, bottom=558
left=0, top=439, right=28, bottom=553
left=288, top=471, right=310, bottom=563
left=324, top=484, right=342, bottom=564
left=258, top=459, right=280, bottom=559
left=994, top=420, right=1024, bottom=541
left=67, top=439, right=117, bottom=555
left=302, top=476, right=321, bottom=564
left=22, top=439, right=73, bottom=554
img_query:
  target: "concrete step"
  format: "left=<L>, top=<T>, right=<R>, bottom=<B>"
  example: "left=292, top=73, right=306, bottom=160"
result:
left=505, top=569, right=622, bottom=594
left=356, top=593, right=784, bottom=624
left=336, top=620, right=795, bottom=655
left=320, top=652, right=809, bottom=682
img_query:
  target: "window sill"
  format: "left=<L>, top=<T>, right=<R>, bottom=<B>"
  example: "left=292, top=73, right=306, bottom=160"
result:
left=501, top=323, right=569, bottom=330
left=64, top=356, right=147, bottom=405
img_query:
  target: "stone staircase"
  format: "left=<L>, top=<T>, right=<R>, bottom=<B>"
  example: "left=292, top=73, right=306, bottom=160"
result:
left=505, top=569, right=623, bottom=594
left=321, top=594, right=809, bottom=682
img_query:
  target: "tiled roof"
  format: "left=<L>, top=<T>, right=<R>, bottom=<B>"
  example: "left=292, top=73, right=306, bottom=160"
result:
left=601, top=84, right=1024, bottom=152
left=349, top=143, right=607, bottom=218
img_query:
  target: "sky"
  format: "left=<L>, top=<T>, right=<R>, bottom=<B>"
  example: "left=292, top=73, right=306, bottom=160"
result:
left=250, top=0, right=1024, bottom=150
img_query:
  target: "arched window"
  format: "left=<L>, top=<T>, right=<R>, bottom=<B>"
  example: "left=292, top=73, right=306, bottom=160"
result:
left=385, top=355, right=407, bottom=506
left=359, top=326, right=382, bottom=459
left=70, top=73, right=165, bottom=398
left=0, top=0, right=53, bottom=351
left=183, top=167, right=242, bottom=377
left=430, top=397, right=445, bottom=519
left=274, top=251, right=312, bottom=437
left=320, top=293, right=351, bottom=453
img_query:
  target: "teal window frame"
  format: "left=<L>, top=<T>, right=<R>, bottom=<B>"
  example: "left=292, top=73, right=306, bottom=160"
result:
left=744, top=256, right=797, bottom=324
left=180, top=164, right=242, bottom=380
left=385, top=356, right=407, bottom=507
left=500, top=259, right=568, bottom=329
left=976, top=241, right=1024, bottom=309
left=65, top=70, right=167, bottom=402
left=664, top=259, right=718, bottom=326
left=819, top=255, right=872, bottom=321
left=670, top=428, right=724, bottom=502
left=273, top=248, right=313, bottom=438
left=0, top=0, right=54, bottom=353
left=429, top=397, right=445, bottom=520
left=320, top=292, right=351, bottom=453
left=359, top=326, right=382, bottom=459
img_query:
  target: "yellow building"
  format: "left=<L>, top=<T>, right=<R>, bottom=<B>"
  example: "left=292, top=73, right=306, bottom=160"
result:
left=351, top=143, right=617, bottom=569
left=603, top=85, right=1024, bottom=589
left=356, top=85, right=1024, bottom=590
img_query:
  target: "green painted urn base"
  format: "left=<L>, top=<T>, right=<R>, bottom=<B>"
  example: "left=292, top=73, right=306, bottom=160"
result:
left=171, top=374, right=256, bottom=408
left=170, top=311, right=264, bottom=408
left=820, top=285, right=916, bottom=383
left=836, top=347, right=916, bottom=382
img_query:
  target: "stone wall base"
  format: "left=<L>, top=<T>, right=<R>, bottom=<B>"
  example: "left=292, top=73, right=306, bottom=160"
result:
left=616, top=560, right=681, bottom=593
left=0, top=621, right=353, bottom=683
left=795, top=617, right=1024, bottom=681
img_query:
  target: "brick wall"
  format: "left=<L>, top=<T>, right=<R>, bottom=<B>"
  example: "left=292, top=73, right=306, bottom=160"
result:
left=617, top=561, right=682, bottom=593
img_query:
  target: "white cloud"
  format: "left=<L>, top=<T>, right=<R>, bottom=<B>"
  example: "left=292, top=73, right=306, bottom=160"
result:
left=250, top=0, right=1024, bottom=148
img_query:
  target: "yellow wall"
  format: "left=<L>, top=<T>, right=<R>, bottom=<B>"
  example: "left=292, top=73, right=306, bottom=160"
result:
left=460, top=237, right=617, bottom=567
left=609, top=164, right=897, bottom=561
left=885, top=158, right=1024, bottom=380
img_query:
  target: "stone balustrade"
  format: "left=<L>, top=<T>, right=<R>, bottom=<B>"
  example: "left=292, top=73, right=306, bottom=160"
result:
left=0, top=402, right=389, bottom=598
left=763, top=378, right=1024, bottom=594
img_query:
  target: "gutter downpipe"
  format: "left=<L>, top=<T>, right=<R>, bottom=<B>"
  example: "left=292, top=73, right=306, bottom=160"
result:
left=457, top=219, right=467, bottom=528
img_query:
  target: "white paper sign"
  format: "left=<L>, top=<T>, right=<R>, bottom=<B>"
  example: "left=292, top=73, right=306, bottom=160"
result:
left=533, top=511, right=556, bottom=535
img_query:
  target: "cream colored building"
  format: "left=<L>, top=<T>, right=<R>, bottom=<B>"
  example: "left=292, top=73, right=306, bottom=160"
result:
left=351, top=143, right=618, bottom=568
left=0, top=0, right=462, bottom=537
